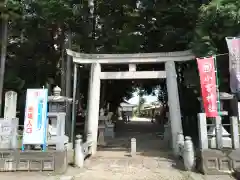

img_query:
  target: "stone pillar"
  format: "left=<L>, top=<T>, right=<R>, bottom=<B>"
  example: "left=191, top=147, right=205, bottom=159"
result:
left=215, top=116, right=223, bottom=149
left=84, top=63, right=93, bottom=135
left=198, top=113, right=208, bottom=150
left=165, top=61, right=183, bottom=155
left=3, top=91, right=18, bottom=149
left=71, top=64, right=78, bottom=144
left=4, top=91, right=17, bottom=120
left=86, top=63, right=101, bottom=155
left=230, top=116, right=239, bottom=149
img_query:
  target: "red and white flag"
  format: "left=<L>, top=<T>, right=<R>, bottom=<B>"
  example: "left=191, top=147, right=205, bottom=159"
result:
left=197, top=57, right=218, bottom=117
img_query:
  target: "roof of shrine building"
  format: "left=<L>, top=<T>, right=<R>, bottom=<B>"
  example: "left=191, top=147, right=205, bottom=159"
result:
left=120, top=102, right=136, bottom=108
left=66, top=49, right=195, bottom=64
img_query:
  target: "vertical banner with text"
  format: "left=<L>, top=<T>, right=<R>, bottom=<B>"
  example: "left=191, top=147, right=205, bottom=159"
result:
left=197, top=57, right=218, bottom=117
left=22, top=89, right=48, bottom=146
left=226, top=37, right=240, bottom=93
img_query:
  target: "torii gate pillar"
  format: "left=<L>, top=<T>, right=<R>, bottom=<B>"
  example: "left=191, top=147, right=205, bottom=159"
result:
left=165, top=61, right=183, bottom=155
left=86, top=63, right=101, bottom=155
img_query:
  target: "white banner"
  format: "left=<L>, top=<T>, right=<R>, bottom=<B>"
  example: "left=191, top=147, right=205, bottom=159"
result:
left=226, top=37, right=240, bottom=93
left=22, top=89, right=48, bottom=145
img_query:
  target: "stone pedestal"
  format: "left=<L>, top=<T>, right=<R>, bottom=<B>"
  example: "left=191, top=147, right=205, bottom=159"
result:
left=105, top=122, right=114, bottom=138
left=198, top=113, right=208, bottom=150
left=0, top=118, right=18, bottom=149
left=48, top=94, right=72, bottom=137
left=47, top=112, right=68, bottom=150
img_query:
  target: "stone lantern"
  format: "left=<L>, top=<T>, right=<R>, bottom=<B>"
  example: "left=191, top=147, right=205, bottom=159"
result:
left=48, top=86, right=73, bottom=148
left=48, top=86, right=73, bottom=113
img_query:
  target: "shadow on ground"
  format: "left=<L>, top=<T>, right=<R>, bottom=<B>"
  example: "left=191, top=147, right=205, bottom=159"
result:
left=98, top=119, right=167, bottom=154
left=96, top=118, right=185, bottom=171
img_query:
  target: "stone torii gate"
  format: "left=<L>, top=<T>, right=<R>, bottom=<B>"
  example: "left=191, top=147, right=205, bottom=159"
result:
left=66, top=49, right=195, bottom=155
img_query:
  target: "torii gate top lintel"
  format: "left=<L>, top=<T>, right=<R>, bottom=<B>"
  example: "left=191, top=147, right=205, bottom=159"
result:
left=66, top=49, right=195, bottom=64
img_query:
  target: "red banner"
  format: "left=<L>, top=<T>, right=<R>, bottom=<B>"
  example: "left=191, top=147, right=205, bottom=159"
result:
left=197, top=57, right=218, bottom=117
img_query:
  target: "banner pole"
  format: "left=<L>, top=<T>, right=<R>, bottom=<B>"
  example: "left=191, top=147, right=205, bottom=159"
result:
left=213, top=56, right=221, bottom=115
left=214, top=56, right=223, bottom=149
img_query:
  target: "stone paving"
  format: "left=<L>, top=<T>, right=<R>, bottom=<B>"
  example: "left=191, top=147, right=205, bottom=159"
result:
left=0, top=153, right=235, bottom=180
left=64, top=150, right=235, bottom=180
left=65, top=118, right=235, bottom=180
left=71, top=151, right=192, bottom=180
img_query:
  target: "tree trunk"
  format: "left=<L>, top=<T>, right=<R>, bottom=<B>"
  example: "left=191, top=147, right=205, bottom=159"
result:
left=65, top=31, right=72, bottom=137
left=0, top=16, right=8, bottom=116
left=66, top=31, right=72, bottom=98
left=60, top=32, right=66, bottom=96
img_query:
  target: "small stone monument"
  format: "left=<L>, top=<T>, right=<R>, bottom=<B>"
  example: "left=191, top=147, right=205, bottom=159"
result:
left=75, top=134, right=84, bottom=167
left=1, top=91, right=19, bottom=149
left=4, top=91, right=17, bottom=120
left=183, top=136, right=195, bottom=171
left=131, top=138, right=136, bottom=157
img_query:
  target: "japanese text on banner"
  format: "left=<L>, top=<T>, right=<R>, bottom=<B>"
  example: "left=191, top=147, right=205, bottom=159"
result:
left=23, top=89, right=48, bottom=145
left=197, top=57, right=218, bottom=117
left=226, top=37, right=240, bottom=93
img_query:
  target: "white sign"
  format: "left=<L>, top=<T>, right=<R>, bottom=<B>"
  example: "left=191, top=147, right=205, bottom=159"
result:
left=22, top=89, right=48, bottom=145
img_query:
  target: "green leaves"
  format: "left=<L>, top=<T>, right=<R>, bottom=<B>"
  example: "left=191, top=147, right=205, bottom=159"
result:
left=191, top=0, right=240, bottom=56
left=0, top=0, right=22, bottom=19
left=0, top=0, right=206, bottom=107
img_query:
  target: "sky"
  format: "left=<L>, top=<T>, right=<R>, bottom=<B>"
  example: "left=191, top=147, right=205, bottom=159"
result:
left=127, top=91, right=158, bottom=105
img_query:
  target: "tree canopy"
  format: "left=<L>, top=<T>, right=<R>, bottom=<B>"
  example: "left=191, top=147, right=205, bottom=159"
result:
left=2, top=0, right=238, bottom=114
left=1, top=0, right=201, bottom=106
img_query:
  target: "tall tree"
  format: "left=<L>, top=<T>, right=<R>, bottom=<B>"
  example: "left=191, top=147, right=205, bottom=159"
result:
left=3, top=0, right=201, bottom=114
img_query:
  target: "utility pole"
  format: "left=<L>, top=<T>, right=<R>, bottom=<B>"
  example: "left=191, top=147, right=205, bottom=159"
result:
left=0, top=0, right=8, bottom=116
